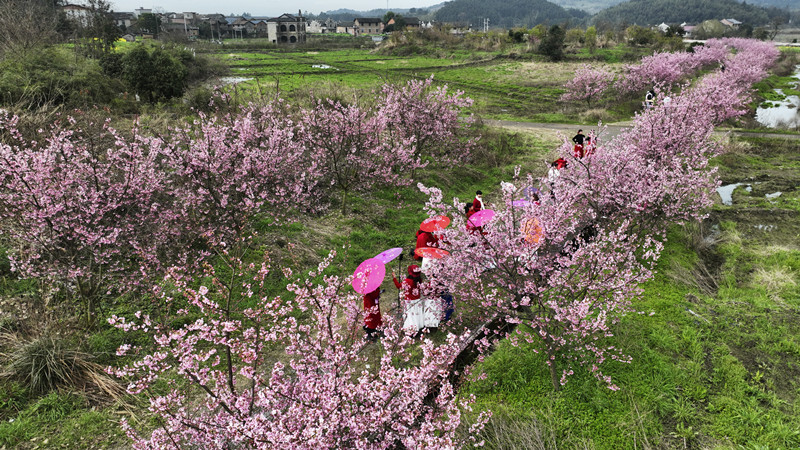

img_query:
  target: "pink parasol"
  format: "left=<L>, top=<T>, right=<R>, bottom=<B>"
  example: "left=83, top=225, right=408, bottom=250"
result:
left=374, top=247, right=403, bottom=264
left=521, top=217, right=543, bottom=244
left=420, top=215, right=450, bottom=232
left=523, top=186, right=540, bottom=200
left=351, top=258, right=386, bottom=294
left=415, top=247, right=450, bottom=259
left=467, top=209, right=495, bottom=227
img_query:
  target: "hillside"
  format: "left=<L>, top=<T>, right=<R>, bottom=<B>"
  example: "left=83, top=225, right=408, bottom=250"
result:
left=552, top=0, right=797, bottom=14
left=433, top=0, right=588, bottom=28
left=313, top=5, right=443, bottom=22
left=592, top=0, right=777, bottom=26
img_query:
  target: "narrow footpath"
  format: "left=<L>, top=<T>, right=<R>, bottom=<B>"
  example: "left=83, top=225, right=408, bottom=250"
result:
left=484, top=119, right=800, bottom=141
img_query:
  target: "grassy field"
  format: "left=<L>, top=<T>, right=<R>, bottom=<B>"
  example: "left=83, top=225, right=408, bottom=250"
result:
left=206, top=46, right=642, bottom=123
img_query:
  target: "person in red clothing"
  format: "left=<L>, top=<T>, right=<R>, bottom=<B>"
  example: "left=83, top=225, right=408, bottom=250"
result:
left=464, top=202, right=484, bottom=236
left=393, top=265, right=421, bottom=301
left=362, top=287, right=382, bottom=341
left=414, top=228, right=439, bottom=261
left=472, top=190, right=484, bottom=212
left=392, top=265, right=425, bottom=331
left=464, top=202, right=476, bottom=219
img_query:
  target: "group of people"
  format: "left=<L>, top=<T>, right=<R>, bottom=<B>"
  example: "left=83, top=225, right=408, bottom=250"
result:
left=361, top=191, right=485, bottom=340
left=571, top=129, right=596, bottom=159
left=361, top=128, right=593, bottom=340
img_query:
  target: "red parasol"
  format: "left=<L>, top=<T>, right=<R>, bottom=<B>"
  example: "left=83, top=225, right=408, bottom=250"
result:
left=521, top=217, right=543, bottom=244
left=415, top=247, right=450, bottom=259
left=467, top=209, right=495, bottom=227
left=420, top=215, right=450, bottom=232
left=351, top=258, right=386, bottom=294
left=374, top=247, right=403, bottom=264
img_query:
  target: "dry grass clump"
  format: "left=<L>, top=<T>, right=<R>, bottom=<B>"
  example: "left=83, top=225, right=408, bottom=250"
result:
left=751, top=266, right=797, bottom=303
left=0, top=332, right=125, bottom=403
left=464, top=409, right=559, bottom=450
left=666, top=222, right=722, bottom=296
left=579, top=108, right=614, bottom=124
left=667, top=259, right=719, bottom=296
left=720, top=136, right=753, bottom=155
left=771, top=52, right=799, bottom=77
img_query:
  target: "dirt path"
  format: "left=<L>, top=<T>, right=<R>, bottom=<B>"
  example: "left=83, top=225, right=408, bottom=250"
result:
left=484, top=119, right=800, bottom=141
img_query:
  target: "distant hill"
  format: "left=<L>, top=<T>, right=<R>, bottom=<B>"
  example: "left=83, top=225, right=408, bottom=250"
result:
left=550, top=0, right=795, bottom=14
left=434, top=0, right=589, bottom=28
left=549, top=0, right=626, bottom=14
left=312, top=5, right=443, bottom=22
left=592, top=0, right=778, bottom=26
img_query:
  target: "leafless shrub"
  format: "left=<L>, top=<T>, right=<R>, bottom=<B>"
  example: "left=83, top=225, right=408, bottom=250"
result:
left=0, top=0, right=62, bottom=57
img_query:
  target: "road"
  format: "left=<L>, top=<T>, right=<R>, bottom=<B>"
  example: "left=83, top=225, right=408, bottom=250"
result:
left=484, top=119, right=800, bottom=141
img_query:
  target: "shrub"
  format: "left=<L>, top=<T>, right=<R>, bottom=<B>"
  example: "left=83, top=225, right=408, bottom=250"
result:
left=538, top=25, right=565, bottom=61
left=0, top=47, right=121, bottom=109
left=121, top=45, right=180, bottom=103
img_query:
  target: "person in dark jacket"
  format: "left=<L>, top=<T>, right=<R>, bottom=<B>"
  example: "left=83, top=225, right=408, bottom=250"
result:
left=572, top=130, right=585, bottom=158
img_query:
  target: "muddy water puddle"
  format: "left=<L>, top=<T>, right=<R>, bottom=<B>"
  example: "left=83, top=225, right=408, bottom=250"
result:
left=755, top=65, right=800, bottom=129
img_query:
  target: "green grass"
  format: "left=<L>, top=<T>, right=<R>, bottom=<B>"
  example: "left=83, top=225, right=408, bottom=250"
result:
left=0, top=391, right=126, bottom=449
left=208, top=47, right=635, bottom=122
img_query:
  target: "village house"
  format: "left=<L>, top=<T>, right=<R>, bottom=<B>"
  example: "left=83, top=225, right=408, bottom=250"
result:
left=250, top=18, right=270, bottom=38
left=230, top=16, right=256, bottom=37
left=308, top=18, right=337, bottom=34
left=336, top=21, right=355, bottom=35
left=721, top=18, right=742, bottom=29
left=267, top=12, right=307, bottom=44
left=404, top=17, right=421, bottom=30
left=112, top=12, right=134, bottom=29
left=353, top=18, right=383, bottom=35
left=61, top=4, right=92, bottom=26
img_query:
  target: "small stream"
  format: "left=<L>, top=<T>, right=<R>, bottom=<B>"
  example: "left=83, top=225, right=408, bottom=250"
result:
left=755, top=65, right=800, bottom=129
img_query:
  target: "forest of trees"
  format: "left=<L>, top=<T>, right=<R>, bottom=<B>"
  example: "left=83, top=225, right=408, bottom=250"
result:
left=433, top=0, right=588, bottom=28
left=592, top=0, right=784, bottom=26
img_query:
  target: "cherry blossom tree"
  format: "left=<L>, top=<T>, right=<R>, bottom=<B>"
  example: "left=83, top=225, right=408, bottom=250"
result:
left=560, top=65, right=615, bottom=105
left=300, top=98, right=423, bottom=214
left=562, top=38, right=777, bottom=101
left=110, top=252, right=489, bottom=448
left=163, top=101, right=324, bottom=246
left=0, top=114, right=180, bottom=323
left=379, top=77, right=476, bottom=163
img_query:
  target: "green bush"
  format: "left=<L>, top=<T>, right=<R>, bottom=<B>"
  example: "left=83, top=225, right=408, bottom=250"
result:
left=0, top=46, right=122, bottom=109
